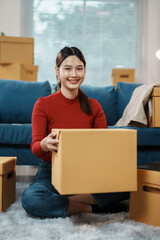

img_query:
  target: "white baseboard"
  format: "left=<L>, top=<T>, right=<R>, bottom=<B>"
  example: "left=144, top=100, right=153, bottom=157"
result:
left=16, top=165, right=38, bottom=182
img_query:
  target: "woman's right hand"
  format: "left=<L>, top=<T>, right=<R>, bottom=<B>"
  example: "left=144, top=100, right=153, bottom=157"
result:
left=40, top=132, right=59, bottom=152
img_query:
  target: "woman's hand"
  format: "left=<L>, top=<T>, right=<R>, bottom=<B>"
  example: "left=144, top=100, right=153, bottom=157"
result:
left=40, top=132, right=59, bottom=152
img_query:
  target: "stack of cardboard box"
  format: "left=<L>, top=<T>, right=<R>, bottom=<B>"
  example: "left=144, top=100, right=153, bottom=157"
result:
left=130, top=164, right=160, bottom=227
left=0, top=157, right=17, bottom=212
left=149, top=87, right=160, bottom=127
left=112, top=68, right=135, bottom=87
left=0, top=36, right=38, bottom=81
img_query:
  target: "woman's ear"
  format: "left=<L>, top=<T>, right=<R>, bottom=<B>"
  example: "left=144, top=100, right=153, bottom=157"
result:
left=55, top=66, right=60, bottom=78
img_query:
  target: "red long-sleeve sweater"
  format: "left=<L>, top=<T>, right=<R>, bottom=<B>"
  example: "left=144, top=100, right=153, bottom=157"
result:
left=31, top=90, right=108, bottom=162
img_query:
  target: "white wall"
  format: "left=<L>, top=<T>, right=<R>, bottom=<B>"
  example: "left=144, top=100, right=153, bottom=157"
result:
left=0, top=0, right=160, bottom=83
left=0, top=0, right=22, bottom=36
left=0, top=0, right=33, bottom=37
left=140, top=0, right=160, bottom=83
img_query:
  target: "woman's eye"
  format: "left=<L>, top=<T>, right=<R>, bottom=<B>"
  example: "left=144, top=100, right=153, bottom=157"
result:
left=65, top=68, right=71, bottom=71
left=77, top=68, right=83, bottom=71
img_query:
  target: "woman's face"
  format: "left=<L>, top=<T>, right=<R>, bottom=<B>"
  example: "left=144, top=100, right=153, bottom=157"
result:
left=55, top=55, right=85, bottom=92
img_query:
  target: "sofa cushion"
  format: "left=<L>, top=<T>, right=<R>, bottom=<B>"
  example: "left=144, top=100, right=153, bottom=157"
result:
left=54, top=85, right=118, bottom=125
left=137, top=147, right=160, bottom=165
left=109, top=125, right=160, bottom=147
left=116, top=82, right=142, bottom=119
left=0, top=123, right=32, bottom=145
left=0, top=79, right=51, bottom=123
left=0, top=145, right=40, bottom=165
left=80, top=85, right=118, bottom=125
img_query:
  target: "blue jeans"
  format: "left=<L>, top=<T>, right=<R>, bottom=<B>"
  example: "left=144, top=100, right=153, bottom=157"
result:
left=22, top=160, right=129, bottom=218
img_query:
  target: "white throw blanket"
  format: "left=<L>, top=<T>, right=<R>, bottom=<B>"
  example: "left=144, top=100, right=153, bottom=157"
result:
left=116, top=82, right=160, bottom=127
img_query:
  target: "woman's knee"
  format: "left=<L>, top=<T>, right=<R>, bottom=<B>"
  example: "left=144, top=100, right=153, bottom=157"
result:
left=21, top=185, right=69, bottom=218
left=21, top=186, right=38, bottom=216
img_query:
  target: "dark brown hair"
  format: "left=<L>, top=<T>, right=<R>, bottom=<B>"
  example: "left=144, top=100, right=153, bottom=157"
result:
left=56, top=46, right=92, bottom=115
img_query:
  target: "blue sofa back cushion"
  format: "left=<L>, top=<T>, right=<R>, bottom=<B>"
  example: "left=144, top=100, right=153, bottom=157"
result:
left=54, top=84, right=118, bottom=125
left=0, top=79, right=51, bottom=123
left=109, top=125, right=160, bottom=147
left=80, top=85, right=118, bottom=125
left=116, top=82, right=142, bottom=119
left=0, top=123, right=32, bottom=145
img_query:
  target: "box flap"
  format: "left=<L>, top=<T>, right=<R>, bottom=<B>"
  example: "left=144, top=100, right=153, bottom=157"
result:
left=138, top=169, right=160, bottom=186
left=151, top=87, right=160, bottom=97
left=0, top=36, right=34, bottom=44
left=51, top=129, right=61, bottom=161
left=112, top=68, right=135, bottom=76
left=52, top=129, right=61, bottom=139
left=0, top=63, right=12, bottom=66
left=0, top=63, right=38, bottom=70
left=52, top=128, right=137, bottom=133
left=0, top=157, right=16, bottom=175
left=22, top=64, right=38, bottom=73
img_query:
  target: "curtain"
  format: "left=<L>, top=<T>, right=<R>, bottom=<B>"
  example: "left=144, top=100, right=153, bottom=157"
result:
left=22, top=0, right=141, bottom=86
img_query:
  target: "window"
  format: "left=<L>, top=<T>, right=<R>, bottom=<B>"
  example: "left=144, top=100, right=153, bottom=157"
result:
left=33, top=0, right=141, bottom=86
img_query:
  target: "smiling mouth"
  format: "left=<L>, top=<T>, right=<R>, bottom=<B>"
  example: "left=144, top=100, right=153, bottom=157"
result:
left=68, top=79, right=80, bottom=84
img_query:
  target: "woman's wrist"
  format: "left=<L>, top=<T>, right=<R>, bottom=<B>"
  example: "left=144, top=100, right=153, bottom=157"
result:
left=40, top=139, right=49, bottom=152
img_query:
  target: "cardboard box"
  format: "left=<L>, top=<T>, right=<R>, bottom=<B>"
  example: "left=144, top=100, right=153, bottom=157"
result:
left=0, top=63, right=38, bottom=81
left=130, top=168, right=160, bottom=227
left=0, top=157, right=16, bottom=212
left=149, top=87, right=160, bottom=127
left=0, top=36, right=34, bottom=65
left=112, top=68, right=135, bottom=86
left=52, top=129, right=137, bottom=195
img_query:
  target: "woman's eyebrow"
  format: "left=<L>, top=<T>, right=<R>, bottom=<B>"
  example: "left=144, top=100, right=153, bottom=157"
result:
left=77, top=65, right=84, bottom=67
left=63, top=64, right=84, bottom=67
left=64, top=65, right=71, bottom=67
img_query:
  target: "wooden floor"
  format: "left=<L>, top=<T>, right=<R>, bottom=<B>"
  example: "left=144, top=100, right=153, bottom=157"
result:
left=16, top=165, right=38, bottom=182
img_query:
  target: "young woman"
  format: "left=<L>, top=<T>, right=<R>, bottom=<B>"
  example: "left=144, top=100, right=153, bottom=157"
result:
left=22, top=47, right=129, bottom=218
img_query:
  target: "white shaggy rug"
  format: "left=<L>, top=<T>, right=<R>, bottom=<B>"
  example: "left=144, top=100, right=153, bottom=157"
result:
left=0, top=183, right=160, bottom=240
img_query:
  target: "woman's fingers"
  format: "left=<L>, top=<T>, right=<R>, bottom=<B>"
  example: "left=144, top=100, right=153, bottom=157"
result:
left=40, top=132, right=59, bottom=152
left=47, top=144, right=58, bottom=152
left=47, top=134, right=59, bottom=152
left=47, top=139, right=59, bottom=152
left=50, top=132, right=57, bottom=138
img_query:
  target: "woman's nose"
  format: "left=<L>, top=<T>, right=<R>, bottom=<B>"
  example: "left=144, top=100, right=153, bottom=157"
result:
left=71, top=68, right=77, bottom=76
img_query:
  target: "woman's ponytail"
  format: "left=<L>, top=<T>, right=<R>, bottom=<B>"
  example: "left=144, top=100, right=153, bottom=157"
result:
left=79, top=89, right=92, bottom=115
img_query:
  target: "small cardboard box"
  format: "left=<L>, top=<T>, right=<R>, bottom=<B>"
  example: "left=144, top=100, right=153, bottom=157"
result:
left=149, top=87, right=160, bottom=127
left=0, top=157, right=16, bottom=212
left=0, top=36, right=34, bottom=65
left=0, top=63, right=38, bottom=81
left=112, top=68, right=135, bottom=86
left=52, top=129, right=137, bottom=195
left=130, top=168, right=160, bottom=227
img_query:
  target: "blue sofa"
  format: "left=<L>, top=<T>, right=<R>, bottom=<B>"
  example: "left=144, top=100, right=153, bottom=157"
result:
left=81, top=83, right=160, bottom=165
left=0, top=79, right=159, bottom=165
left=0, top=79, right=51, bottom=165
